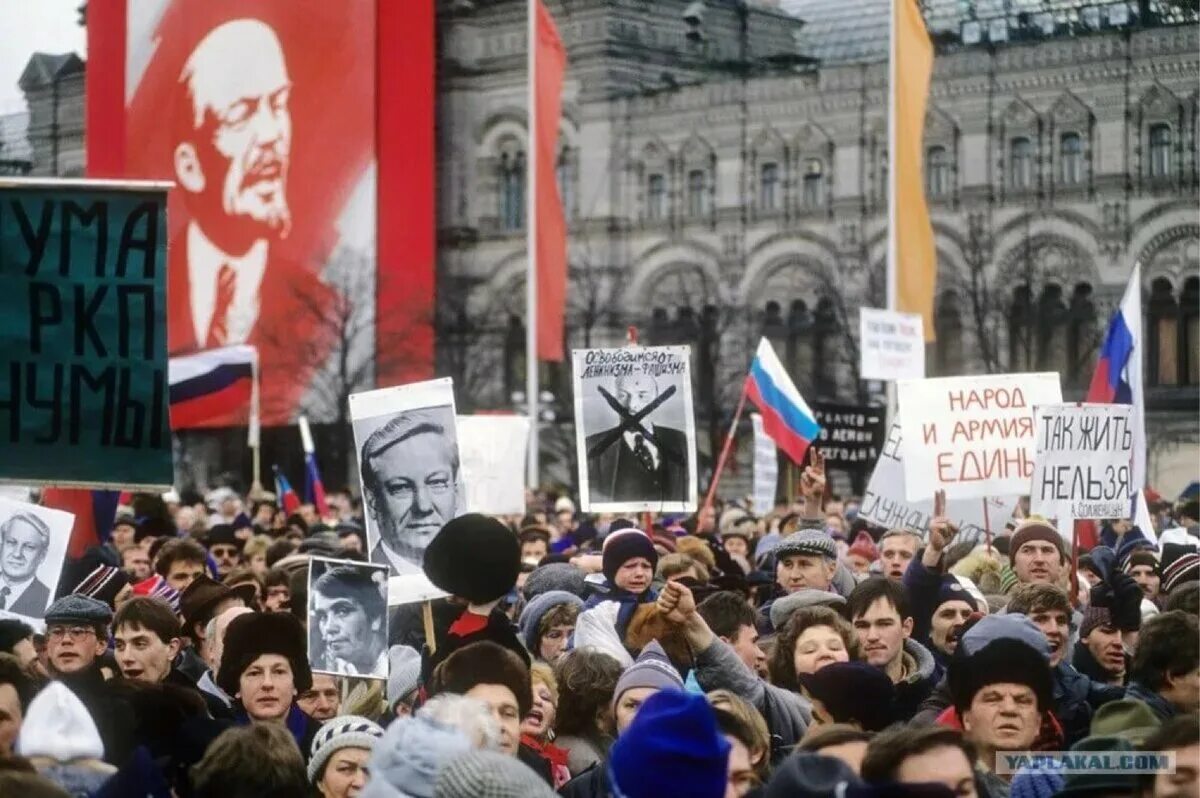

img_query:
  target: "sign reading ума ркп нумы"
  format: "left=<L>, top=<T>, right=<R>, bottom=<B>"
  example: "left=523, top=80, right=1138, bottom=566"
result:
left=0, top=181, right=173, bottom=489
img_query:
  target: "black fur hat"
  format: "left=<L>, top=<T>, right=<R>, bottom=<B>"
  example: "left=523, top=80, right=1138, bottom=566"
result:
left=948, top=637, right=1052, bottom=716
left=423, top=514, right=520, bottom=604
left=429, top=639, right=532, bottom=717
left=216, top=611, right=313, bottom=697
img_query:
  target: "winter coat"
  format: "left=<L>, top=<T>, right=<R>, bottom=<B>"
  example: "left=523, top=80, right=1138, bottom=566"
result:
left=1126, top=681, right=1178, bottom=722
left=893, top=638, right=942, bottom=721
left=902, top=557, right=953, bottom=659
left=57, top=665, right=138, bottom=768
left=1053, top=661, right=1125, bottom=746
left=691, top=633, right=811, bottom=764
left=559, top=762, right=611, bottom=798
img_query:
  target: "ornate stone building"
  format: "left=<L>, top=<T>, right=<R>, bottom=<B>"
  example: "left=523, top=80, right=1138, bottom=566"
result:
left=436, top=0, right=1200, bottom=494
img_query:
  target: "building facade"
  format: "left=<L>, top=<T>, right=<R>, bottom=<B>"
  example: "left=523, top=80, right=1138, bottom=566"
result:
left=436, top=0, right=1200, bottom=495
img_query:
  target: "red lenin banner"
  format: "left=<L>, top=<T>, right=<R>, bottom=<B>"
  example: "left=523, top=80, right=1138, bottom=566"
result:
left=536, top=0, right=567, bottom=362
left=86, top=0, right=435, bottom=425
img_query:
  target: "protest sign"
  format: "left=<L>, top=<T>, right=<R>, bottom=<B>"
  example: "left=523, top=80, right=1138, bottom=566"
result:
left=751, top=413, right=777, bottom=515
left=812, top=402, right=886, bottom=473
left=573, top=346, right=697, bottom=513
left=897, top=372, right=1062, bottom=501
left=308, top=556, right=390, bottom=680
left=457, top=415, right=530, bottom=516
left=860, top=308, right=925, bottom=381
left=349, top=377, right=461, bottom=604
left=1030, top=403, right=1135, bottom=521
left=860, top=421, right=1017, bottom=547
left=0, top=497, right=74, bottom=631
left=0, top=180, right=172, bottom=489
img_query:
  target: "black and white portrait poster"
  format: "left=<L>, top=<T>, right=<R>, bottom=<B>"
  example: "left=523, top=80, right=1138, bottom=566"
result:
left=0, top=497, right=73, bottom=631
left=307, top=556, right=390, bottom=680
left=572, top=346, right=697, bottom=513
left=350, top=378, right=463, bottom=604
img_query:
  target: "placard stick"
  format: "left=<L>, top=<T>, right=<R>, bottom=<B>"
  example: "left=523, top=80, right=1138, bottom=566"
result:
left=1070, top=519, right=1080, bottom=605
left=981, top=498, right=992, bottom=555
left=702, top=382, right=750, bottom=514
left=422, top=600, right=437, bottom=656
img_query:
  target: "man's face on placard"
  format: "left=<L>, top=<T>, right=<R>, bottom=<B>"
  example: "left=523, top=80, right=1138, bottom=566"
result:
left=366, top=429, right=457, bottom=562
left=1, top=516, right=48, bottom=582
left=175, top=19, right=292, bottom=252
left=615, top=374, right=659, bottom=416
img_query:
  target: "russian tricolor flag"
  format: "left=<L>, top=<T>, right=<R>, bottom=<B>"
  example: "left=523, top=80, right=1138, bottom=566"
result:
left=275, top=467, right=301, bottom=515
left=745, top=338, right=822, bottom=464
left=169, top=346, right=259, bottom=429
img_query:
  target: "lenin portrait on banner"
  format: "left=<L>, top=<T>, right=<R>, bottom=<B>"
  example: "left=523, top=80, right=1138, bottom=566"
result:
left=585, top=374, right=689, bottom=505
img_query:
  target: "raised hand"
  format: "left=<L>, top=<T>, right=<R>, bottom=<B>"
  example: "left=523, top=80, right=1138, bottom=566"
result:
left=928, top=489, right=956, bottom=554
left=656, top=579, right=696, bottom=625
left=800, top=448, right=827, bottom=512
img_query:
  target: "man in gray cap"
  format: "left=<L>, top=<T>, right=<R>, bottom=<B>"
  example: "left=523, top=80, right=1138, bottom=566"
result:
left=759, top=528, right=853, bottom=632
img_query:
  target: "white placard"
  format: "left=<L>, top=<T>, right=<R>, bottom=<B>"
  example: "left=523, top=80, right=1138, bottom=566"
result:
left=0, top=497, right=74, bottom=632
left=896, top=373, right=1063, bottom=501
left=1030, top=404, right=1135, bottom=521
left=572, top=346, right=698, bottom=513
left=307, top=556, right=390, bottom=680
left=750, top=414, right=778, bottom=515
left=457, top=415, right=530, bottom=516
left=349, top=377, right=461, bottom=604
left=860, top=422, right=1017, bottom=546
left=859, top=308, right=926, bottom=381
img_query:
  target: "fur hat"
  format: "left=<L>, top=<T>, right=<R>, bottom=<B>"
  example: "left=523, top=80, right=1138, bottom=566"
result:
left=308, top=715, right=384, bottom=783
left=1008, top=519, right=1066, bottom=564
left=216, top=611, right=313, bottom=697
left=423, top=514, right=521, bottom=604
left=430, top=640, right=532, bottom=718
left=602, top=528, right=659, bottom=584
left=797, top=661, right=895, bottom=732
left=523, top=562, right=587, bottom=600
left=949, top=637, right=1053, bottom=715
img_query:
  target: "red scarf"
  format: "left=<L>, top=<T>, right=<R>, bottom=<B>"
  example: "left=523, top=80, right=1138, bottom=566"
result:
left=935, top=706, right=1065, bottom=751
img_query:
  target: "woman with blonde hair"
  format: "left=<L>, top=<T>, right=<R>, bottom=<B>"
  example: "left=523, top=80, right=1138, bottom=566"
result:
left=706, top=689, right=771, bottom=785
left=521, top=661, right=571, bottom=788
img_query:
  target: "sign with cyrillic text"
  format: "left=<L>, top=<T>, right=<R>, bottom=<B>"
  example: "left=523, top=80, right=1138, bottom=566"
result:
left=896, top=373, right=1062, bottom=501
left=0, top=181, right=173, bottom=488
left=750, top=413, right=777, bottom=515
left=859, top=308, right=925, bottom=381
left=1030, top=404, right=1134, bottom=520
left=812, top=402, right=886, bottom=473
left=860, top=421, right=1016, bottom=546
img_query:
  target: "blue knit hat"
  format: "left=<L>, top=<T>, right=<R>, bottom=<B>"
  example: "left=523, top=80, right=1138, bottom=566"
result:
left=960, top=613, right=1050, bottom=659
left=1009, top=765, right=1065, bottom=798
left=609, top=690, right=730, bottom=798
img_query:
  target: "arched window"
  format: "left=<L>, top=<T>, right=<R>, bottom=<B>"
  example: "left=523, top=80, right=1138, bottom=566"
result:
left=1183, top=277, right=1199, bottom=385
left=1149, top=124, right=1172, bottom=178
left=802, top=159, right=824, bottom=208
left=934, top=290, right=963, bottom=376
left=1148, top=278, right=1178, bottom=386
left=760, top=162, right=779, bottom=210
left=1009, top=285, right=1035, bottom=370
left=1010, top=137, right=1033, bottom=189
left=687, top=169, right=707, bottom=216
left=647, top=173, right=666, bottom=220
left=498, top=151, right=525, bottom=231
left=1060, top=133, right=1083, bottom=185
left=1036, top=284, right=1069, bottom=375
left=926, top=146, right=950, bottom=197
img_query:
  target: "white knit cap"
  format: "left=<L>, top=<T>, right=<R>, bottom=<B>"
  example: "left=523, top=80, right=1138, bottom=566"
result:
left=308, top=714, right=385, bottom=784
left=17, top=682, right=104, bottom=761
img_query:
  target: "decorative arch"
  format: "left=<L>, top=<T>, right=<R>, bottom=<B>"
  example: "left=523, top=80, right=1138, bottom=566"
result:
left=739, top=231, right=841, bottom=304
left=1137, top=223, right=1200, bottom=288
left=624, top=239, right=723, bottom=310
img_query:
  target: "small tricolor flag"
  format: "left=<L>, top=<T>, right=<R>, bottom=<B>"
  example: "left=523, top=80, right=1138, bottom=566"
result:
left=744, top=338, right=822, bottom=464
left=305, top=453, right=329, bottom=518
left=169, top=345, right=259, bottom=429
left=275, top=467, right=301, bottom=515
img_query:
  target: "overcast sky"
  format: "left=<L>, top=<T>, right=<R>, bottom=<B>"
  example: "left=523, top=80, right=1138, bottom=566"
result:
left=0, top=0, right=87, bottom=114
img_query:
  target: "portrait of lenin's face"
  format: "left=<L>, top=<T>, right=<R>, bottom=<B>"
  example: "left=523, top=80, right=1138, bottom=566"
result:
left=174, top=19, right=293, bottom=254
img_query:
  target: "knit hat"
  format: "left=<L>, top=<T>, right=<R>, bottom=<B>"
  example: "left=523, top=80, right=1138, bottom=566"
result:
left=1007, top=518, right=1066, bottom=564
left=1162, top=551, right=1200, bottom=594
left=1055, top=736, right=1140, bottom=796
left=949, top=637, right=1053, bottom=715
left=431, top=640, right=532, bottom=717
left=423, top=514, right=521, bottom=604
left=608, top=690, right=730, bottom=798
left=433, top=749, right=557, bottom=798
left=798, top=661, right=895, bottom=731
left=308, top=714, right=385, bottom=783
left=1079, top=605, right=1112, bottom=639
left=602, top=528, right=659, bottom=584
left=768, top=589, right=846, bottom=631
left=216, top=610, right=313, bottom=696
left=130, top=574, right=181, bottom=613
left=387, top=645, right=423, bottom=711
left=999, top=564, right=1019, bottom=594
left=959, top=613, right=1051, bottom=659
left=935, top=577, right=979, bottom=612
left=72, top=563, right=131, bottom=609
left=1008, top=766, right=1065, bottom=798
left=16, top=681, right=105, bottom=761
left=43, top=593, right=113, bottom=627
left=846, top=531, right=879, bottom=562
left=517, top=590, right=584, bottom=652
left=1089, top=699, right=1161, bottom=746
left=1122, top=549, right=1160, bottom=575
left=523, top=563, right=587, bottom=600
left=775, top=529, right=838, bottom=562
left=361, top=714, right=473, bottom=798
left=764, top=752, right=860, bottom=798
left=612, top=640, right=684, bottom=709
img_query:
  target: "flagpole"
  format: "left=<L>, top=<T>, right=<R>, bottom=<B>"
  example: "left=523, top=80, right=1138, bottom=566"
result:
left=702, top=381, right=750, bottom=514
left=526, top=0, right=540, bottom=492
left=248, top=347, right=263, bottom=495
left=884, top=0, right=899, bottom=430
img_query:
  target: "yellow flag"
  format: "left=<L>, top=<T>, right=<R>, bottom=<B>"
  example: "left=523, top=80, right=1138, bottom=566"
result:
left=888, top=0, right=936, bottom=342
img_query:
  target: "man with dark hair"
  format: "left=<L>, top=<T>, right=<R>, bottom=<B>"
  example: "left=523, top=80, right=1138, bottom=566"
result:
left=1127, top=611, right=1199, bottom=721
left=191, top=723, right=309, bottom=798
left=0, top=619, right=38, bottom=674
left=1139, top=714, right=1199, bottom=798
left=263, top=567, right=292, bottom=611
left=697, top=591, right=765, bottom=676
left=155, top=538, right=210, bottom=592
left=846, top=577, right=939, bottom=721
left=861, top=725, right=980, bottom=797
left=519, top=526, right=552, bottom=564
left=311, top=565, right=387, bottom=677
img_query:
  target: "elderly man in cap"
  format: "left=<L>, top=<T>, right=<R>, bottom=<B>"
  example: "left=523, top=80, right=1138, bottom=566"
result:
left=42, top=594, right=136, bottom=766
left=758, top=528, right=855, bottom=633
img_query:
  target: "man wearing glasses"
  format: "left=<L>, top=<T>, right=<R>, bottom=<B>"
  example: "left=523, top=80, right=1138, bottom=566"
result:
left=42, top=595, right=135, bottom=765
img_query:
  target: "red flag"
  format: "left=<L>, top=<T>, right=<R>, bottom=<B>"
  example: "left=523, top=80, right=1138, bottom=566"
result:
left=42, top=488, right=120, bottom=560
left=535, top=0, right=567, bottom=362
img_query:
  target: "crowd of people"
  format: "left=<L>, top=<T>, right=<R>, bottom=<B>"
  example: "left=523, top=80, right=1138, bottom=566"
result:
left=0, top=454, right=1198, bottom=798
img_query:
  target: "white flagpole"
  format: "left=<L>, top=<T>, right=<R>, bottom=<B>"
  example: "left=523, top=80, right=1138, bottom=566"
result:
left=885, top=0, right=899, bottom=429
left=248, top=347, right=263, bottom=494
left=526, top=0, right=540, bottom=490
